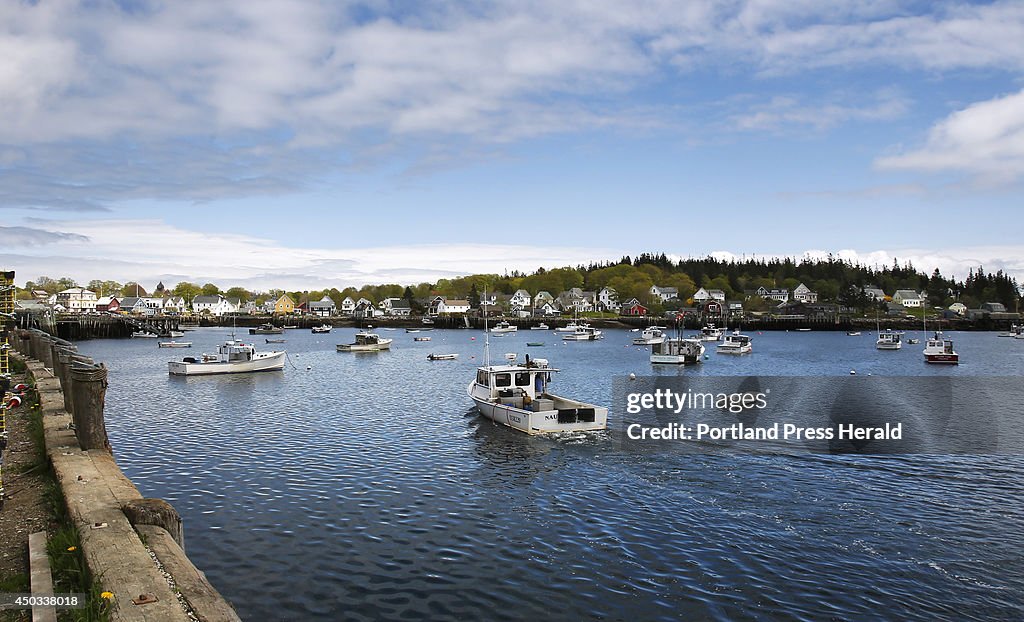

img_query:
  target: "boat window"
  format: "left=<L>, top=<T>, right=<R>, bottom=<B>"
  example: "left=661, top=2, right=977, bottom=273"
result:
left=515, top=372, right=531, bottom=386
left=477, top=370, right=488, bottom=385
left=494, top=373, right=511, bottom=387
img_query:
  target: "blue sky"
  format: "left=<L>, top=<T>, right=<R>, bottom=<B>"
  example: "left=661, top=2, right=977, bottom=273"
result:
left=2, top=1, right=1023, bottom=290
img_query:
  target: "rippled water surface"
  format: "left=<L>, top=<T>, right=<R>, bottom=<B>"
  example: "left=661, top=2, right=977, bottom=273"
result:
left=75, top=328, right=1024, bottom=621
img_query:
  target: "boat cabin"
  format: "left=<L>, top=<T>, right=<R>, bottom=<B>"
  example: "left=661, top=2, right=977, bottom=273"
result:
left=186, top=340, right=255, bottom=364
left=354, top=332, right=384, bottom=346
left=474, top=359, right=555, bottom=403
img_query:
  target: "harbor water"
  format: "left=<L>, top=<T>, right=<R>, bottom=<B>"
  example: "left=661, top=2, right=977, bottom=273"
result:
left=75, top=328, right=1024, bottom=621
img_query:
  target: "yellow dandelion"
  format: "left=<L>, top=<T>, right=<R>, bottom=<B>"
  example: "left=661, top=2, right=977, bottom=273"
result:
left=67, top=546, right=77, bottom=552
left=100, top=592, right=114, bottom=600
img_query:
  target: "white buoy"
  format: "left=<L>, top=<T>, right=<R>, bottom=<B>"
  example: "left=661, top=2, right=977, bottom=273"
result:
left=628, top=373, right=636, bottom=380
left=307, top=365, right=312, bottom=370
left=850, top=370, right=856, bottom=375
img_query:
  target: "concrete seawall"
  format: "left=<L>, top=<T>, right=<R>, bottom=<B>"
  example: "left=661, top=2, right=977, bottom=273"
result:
left=12, top=329, right=241, bottom=622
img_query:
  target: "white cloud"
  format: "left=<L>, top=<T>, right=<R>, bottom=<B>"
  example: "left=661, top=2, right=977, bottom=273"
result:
left=875, top=88, right=1024, bottom=184
left=8, top=218, right=616, bottom=290
left=731, top=90, right=909, bottom=132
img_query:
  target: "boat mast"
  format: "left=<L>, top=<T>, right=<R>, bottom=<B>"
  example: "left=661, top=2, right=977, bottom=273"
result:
left=483, top=287, right=490, bottom=367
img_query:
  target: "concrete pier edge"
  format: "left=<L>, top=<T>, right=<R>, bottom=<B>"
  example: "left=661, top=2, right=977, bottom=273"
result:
left=13, top=340, right=241, bottom=622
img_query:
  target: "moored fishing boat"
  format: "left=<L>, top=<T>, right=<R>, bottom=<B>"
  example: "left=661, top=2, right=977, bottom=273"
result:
left=249, top=323, right=283, bottom=335
left=168, top=339, right=285, bottom=375
left=311, top=324, right=332, bottom=333
left=923, top=331, right=959, bottom=364
left=158, top=341, right=192, bottom=348
left=337, top=330, right=393, bottom=352
left=490, top=321, right=518, bottom=333
left=717, top=332, right=752, bottom=354
left=632, top=326, right=666, bottom=345
left=562, top=326, right=603, bottom=341
left=555, top=320, right=589, bottom=333
left=651, top=336, right=705, bottom=364
left=700, top=324, right=724, bottom=341
left=530, top=323, right=550, bottom=330
left=131, top=331, right=158, bottom=338
left=876, top=330, right=902, bottom=350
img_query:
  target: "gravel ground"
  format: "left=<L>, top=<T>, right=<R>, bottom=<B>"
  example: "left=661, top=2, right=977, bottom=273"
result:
left=0, top=381, right=54, bottom=583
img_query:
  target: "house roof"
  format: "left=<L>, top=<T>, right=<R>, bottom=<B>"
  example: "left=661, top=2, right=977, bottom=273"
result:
left=894, top=289, right=921, bottom=299
left=193, top=295, right=222, bottom=304
left=444, top=299, right=470, bottom=306
left=390, top=299, right=411, bottom=309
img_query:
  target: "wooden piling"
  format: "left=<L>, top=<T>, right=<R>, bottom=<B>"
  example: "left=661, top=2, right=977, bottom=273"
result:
left=69, top=363, right=111, bottom=452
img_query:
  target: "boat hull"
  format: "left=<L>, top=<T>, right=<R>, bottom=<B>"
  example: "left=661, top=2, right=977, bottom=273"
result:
left=467, top=384, right=607, bottom=434
left=716, top=345, right=751, bottom=354
left=924, top=353, right=959, bottom=364
left=168, top=351, right=286, bottom=376
left=650, top=354, right=703, bottom=364
left=337, top=340, right=393, bottom=352
left=876, top=342, right=902, bottom=350
left=633, top=337, right=665, bottom=345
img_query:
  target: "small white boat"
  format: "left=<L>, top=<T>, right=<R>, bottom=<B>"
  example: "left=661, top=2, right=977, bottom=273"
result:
left=632, top=326, right=666, bottom=345
left=847, top=331, right=861, bottom=336
left=491, top=321, right=518, bottom=334
left=422, top=317, right=435, bottom=325
left=283, top=325, right=298, bottom=329
left=131, top=331, right=158, bottom=338
left=555, top=321, right=589, bottom=333
left=337, top=331, right=393, bottom=352
left=530, top=323, right=550, bottom=330
left=159, top=330, right=185, bottom=338
left=651, top=337, right=705, bottom=364
left=427, top=353, right=458, bottom=360
left=700, top=324, right=724, bottom=342
left=265, top=338, right=286, bottom=344
left=717, top=332, right=752, bottom=354
left=907, top=338, right=920, bottom=345
left=158, top=341, right=192, bottom=348
left=468, top=355, right=607, bottom=434
left=796, top=328, right=812, bottom=332
left=876, top=330, right=902, bottom=350
left=406, top=328, right=421, bottom=333
left=311, top=324, right=332, bottom=334
left=562, top=326, right=603, bottom=341
left=924, top=331, right=959, bottom=364
left=168, top=340, right=285, bottom=376
left=414, top=336, right=431, bottom=342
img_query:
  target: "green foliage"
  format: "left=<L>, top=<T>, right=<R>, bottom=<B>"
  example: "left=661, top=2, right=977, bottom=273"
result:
left=200, top=283, right=220, bottom=296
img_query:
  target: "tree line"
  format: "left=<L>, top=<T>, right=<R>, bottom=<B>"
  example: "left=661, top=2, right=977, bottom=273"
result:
left=20, top=253, right=1022, bottom=314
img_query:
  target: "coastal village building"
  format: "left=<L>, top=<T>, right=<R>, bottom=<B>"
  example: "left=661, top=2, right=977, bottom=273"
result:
left=793, top=283, right=818, bottom=304
left=353, top=300, right=381, bottom=319
left=708, top=289, right=726, bottom=302
left=893, top=290, right=923, bottom=308
left=193, top=294, right=238, bottom=316
left=948, top=302, right=967, bottom=316
left=340, top=297, right=356, bottom=316
left=597, top=287, right=619, bottom=312
left=308, top=296, right=337, bottom=317
left=533, top=301, right=559, bottom=316
left=649, top=285, right=679, bottom=302
left=862, top=287, right=887, bottom=301
left=692, top=288, right=710, bottom=304
left=95, top=296, right=120, bottom=313
left=117, top=297, right=148, bottom=315
left=509, top=289, right=532, bottom=309
left=56, top=287, right=98, bottom=312
left=431, top=298, right=470, bottom=315
left=621, top=298, right=648, bottom=316
left=765, top=289, right=790, bottom=303
left=388, top=299, right=412, bottom=316
left=273, top=294, right=296, bottom=315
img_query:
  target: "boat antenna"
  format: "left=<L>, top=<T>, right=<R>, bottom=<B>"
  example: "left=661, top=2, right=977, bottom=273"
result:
left=483, top=287, right=490, bottom=367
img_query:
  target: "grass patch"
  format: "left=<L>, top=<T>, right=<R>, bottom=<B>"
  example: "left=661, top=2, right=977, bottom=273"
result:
left=46, top=526, right=110, bottom=622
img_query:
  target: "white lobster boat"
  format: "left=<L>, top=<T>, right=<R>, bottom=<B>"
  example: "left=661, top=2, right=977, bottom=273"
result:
left=168, top=339, right=285, bottom=375
left=467, top=355, right=607, bottom=434
left=562, top=326, right=603, bottom=341
left=158, top=341, right=192, bottom=348
left=311, top=324, right=332, bottom=334
left=632, top=326, right=666, bottom=345
left=700, top=324, right=724, bottom=341
left=717, top=332, right=752, bottom=354
left=490, top=321, right=518, bottom=334
left=337, top=330, right=393, bottom=352
left=923, top=331, right=959, bottom=364
left=555, top=321, right=589, bottom=333
left=876, top=330, right=902, bottom=350
left=651, top=337, right=705, bottom=364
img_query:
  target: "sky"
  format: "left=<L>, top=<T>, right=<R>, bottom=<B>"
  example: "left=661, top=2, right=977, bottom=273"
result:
left=2, top=0, right=1023, bottom=291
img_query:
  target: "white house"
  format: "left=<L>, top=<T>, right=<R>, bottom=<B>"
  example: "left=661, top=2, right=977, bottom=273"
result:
left=862, top=287, right=886, bottom=301
left=766, top=289, right=790, bottom=303
left=430, top=297, right=470, bottom=315
left=56, top=287, right=98, bottom=312
left=707, top=289, right=726, bottom=301
left=192, top=294, right=238, bottom=316
left=388, top=299, right=412, bottom=316
left=793, top=283, right=818, bottom=304
left=597, top=287, right=619, bottom=312
left=340, top=297, right=356, bottom=316
left=893, top=290, right=923, bottom=308
left=509, top=289, right=532, bottom=309
left=693, top=288, right=710, bottom=304
left=650, top=285, right=679, bottom=302
left=948, top=302, right=967, bottom=316
left=162, top=296, right=187, bottom=314
left=308, top=295, right=336, bottom=317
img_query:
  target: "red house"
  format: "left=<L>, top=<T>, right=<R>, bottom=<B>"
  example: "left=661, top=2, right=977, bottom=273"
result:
left=621, top=298, right=648, bottom=316
left=95, top=296, right=120, bottom=313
